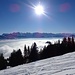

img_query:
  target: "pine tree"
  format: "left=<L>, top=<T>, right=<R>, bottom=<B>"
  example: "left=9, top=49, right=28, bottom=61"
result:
left=29, top=42, right=39, bottom=62
left=9, top=49, right=23, bottom=67
left=0, top=53, right=7, bottom=70
left=24, top=45, right=27, bottom=57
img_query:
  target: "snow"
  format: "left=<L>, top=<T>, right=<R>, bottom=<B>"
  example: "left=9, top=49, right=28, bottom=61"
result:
left=0, top=52, right=75, bottom=75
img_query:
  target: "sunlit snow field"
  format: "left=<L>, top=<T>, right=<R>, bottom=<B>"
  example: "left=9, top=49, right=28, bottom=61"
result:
left=0, top=38, right=62, bottom=58
left=0, top=50, right=75, bottom=75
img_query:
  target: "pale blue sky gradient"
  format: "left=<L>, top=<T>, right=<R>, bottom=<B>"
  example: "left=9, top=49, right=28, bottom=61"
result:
left=0, top=0, right=75, bottom=34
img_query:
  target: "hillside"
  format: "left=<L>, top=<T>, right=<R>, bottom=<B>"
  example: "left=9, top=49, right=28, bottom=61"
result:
left=0, top=52, right=75, bottom=75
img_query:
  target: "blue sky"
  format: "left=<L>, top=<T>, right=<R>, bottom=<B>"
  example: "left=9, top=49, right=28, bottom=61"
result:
left=0, top=0, right=75, bottom=34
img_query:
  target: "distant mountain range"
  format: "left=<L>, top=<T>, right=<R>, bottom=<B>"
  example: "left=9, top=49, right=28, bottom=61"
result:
left=0, top=32, right=75, bottom=39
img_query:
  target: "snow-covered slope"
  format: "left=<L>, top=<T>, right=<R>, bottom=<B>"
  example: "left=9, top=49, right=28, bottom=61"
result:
left=0, top=52, right=75, bottom=75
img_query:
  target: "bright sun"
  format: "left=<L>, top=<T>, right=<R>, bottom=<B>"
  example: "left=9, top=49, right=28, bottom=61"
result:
left=35, top=4, right=44, bottom=15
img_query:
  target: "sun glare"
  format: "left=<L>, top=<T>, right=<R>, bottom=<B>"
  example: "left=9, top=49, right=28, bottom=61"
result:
left=35, top=4, right=44, bottom=15
left=23, top=1, right=51, bottom=19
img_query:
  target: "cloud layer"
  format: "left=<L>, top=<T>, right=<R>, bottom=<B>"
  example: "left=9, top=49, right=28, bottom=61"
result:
left=0, top=38, right=62, bottom=58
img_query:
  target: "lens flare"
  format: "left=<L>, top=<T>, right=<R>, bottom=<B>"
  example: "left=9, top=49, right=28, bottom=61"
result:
left=10, top=4, right=20, bottom=12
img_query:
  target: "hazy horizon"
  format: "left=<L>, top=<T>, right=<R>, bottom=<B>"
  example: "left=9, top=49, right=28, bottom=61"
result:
left=1, top=32, right=75, bottom=35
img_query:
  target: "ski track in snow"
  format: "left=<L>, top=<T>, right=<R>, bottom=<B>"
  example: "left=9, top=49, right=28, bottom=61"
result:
left=0, top=52, right=75, bottom=75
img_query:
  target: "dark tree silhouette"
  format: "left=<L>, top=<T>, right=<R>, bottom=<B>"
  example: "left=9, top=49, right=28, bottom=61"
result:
left=29, top=42, right=39, bottom=62
left=62, top=37, right=67, bottom=44
left=40, top=46, right=47, bottom=59
left=28, top=46, right=30, bottom=55
left=24, top=45, right=27, bottom=62
left=24, top=45, right=30, bottom=63
left=9, top=49, right=24, bottom=67
left=72, top=36, right=74, bottom=44
left=24, top=45, right=27, bottom=57
left=0, top=53, right=7, bottom=70
left=40, top=37, right=74, bottom=59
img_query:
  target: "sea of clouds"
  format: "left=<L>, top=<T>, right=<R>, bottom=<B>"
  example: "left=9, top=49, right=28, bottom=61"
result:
left=0, top=38, right=62, bottom=58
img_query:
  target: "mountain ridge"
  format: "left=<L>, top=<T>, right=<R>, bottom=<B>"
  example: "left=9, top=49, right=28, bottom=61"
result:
left=0, top=32, right=75, bottom=39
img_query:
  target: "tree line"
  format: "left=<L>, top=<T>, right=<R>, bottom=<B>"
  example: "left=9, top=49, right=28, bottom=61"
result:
left=0, top=36, right=75, bottom=70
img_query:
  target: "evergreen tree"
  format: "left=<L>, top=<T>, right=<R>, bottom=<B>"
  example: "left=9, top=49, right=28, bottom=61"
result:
left=24, top=45, right=27, bottom=57
left=0, top=53, right=7, bottom=70
left=24, top=45, right=28, bottom=63
left=40, top=46, right=47, bottom=59
left=29, top=42, right=39, bottom=62
left=9, top=49, right=23, bottom=67
left=28, top=46, right=30, bottom=55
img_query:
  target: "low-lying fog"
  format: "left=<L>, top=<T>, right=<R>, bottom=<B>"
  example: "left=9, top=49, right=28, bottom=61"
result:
left=0, top=38, right=62, bottom=58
